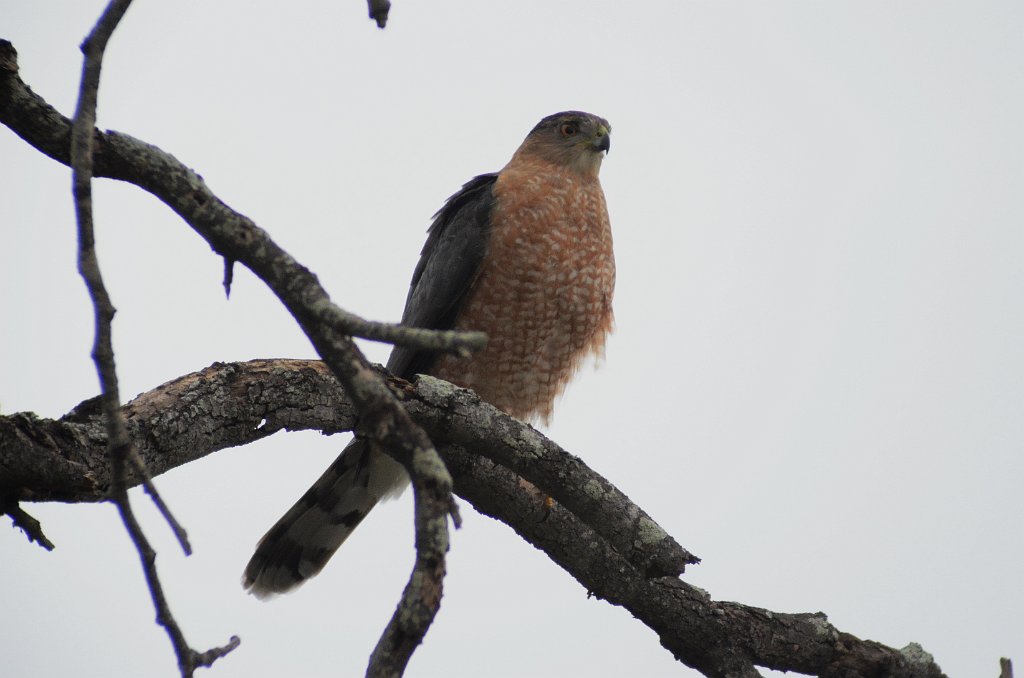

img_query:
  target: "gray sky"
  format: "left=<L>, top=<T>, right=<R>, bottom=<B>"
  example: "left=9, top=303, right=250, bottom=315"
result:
left=2, top=1, right=1021, bottom=676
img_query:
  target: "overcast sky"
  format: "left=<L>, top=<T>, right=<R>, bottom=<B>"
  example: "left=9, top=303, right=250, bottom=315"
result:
left=2, top=2, right=1021, bottom=677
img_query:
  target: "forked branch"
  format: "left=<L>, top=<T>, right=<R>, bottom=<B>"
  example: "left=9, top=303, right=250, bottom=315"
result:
left=3, top=25, right=455, bottom=675
left=0, top=359, right=947, bottom=677
left=67, top=2, right=238, bottom=675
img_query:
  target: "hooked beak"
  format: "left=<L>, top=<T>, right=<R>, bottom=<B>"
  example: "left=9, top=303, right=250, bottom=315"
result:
left=592, top=130, right=611, bottom=154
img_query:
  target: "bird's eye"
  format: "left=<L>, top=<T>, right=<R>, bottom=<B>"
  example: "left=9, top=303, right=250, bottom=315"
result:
left=559, top=122, right=579, bottom=137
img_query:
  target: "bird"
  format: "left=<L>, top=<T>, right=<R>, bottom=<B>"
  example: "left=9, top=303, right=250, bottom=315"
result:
left=243, top=111, right=615, bottom=597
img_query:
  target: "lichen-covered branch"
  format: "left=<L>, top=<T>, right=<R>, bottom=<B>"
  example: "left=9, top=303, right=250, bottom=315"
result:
left=0, top=359, right=947, bottom=677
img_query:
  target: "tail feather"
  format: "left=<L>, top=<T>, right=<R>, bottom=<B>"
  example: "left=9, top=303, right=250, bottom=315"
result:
left=242, top=438, right=408, bottom=598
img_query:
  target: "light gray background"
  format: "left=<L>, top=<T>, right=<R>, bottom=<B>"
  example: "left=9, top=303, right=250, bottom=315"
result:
left=1, top=2, right=1021, bottom=676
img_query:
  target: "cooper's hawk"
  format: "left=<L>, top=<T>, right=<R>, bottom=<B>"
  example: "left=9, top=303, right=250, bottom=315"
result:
left=243, top=111, right=614, bottom=597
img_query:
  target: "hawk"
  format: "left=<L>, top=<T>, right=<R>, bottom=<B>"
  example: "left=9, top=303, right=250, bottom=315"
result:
left=244, top=111, right=615, bottom=597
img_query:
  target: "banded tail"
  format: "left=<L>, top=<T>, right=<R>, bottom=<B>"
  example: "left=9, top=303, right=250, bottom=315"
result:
left=242, top=439, right=408, bottom=598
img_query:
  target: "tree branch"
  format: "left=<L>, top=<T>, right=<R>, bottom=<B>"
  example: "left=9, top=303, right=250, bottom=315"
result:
left=0, top=33, right=954, bottom=678
left=0, top=359, right=948, bottom=677
left=68, top=3, right=236, bottom=675
left=366, top=433, right=458, bottom=678
left=446, top=445, right=944, bottom=677
left=0, top=36, right=455, bottom=675
left=0, top=38, right=484, bottom=363
left=0, top=500, right=55, bottom=551
left=411, top=375, right=698, bottom=578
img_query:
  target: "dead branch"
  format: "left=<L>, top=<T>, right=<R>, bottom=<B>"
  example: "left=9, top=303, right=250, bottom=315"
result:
left=0, top=359, right=947, bottom=677
left=0, top=29, right=957, bottom=677
left=69, top=3, right=236, bottom=675
left=0, top=35, right=454, bottom=676
left=0, top=500, right=55, bottom=551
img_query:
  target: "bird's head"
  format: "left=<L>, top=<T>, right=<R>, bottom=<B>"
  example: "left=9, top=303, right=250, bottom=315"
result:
left=515, top=111, right=611, bottom=176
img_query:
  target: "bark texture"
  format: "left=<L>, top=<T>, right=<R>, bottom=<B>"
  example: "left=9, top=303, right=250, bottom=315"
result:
left=0, top=359, right=946, bottom=678
left=1, top=36, right=454, bottom=677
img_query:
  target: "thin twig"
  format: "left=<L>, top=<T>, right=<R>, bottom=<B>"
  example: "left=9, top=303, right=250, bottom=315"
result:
left=0, top=43, right=485, bottom=363
left=315, top=302, right=486, bottom=357
left=195, top=636, right=243, bottom=669
left=111, top=468, right=240, bottom=676
left=1, top=500, right=56, bottom=551
left=222, top=256, right=235, bottom=298
left=30, top=11, right=452, bottom=669
left=69, top=2, right=234, bottom=675
left=367, top=0, right=391, bottom=28
left=132, top=452, right=192, bottom=554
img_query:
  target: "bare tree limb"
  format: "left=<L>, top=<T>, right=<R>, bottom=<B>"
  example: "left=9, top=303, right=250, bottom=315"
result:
left=0, top=359, right=693, bottom=580
left=0, top=36, right=454, bottom=675
left=0, top=359, right=948, bottom=677
left=0, top=46, right=483, bottom=363
left=68, top=3, right=235, bottom=675
left=410, top=375, right=698, bottom=578
left=448, top=445, right=941, bottom=677
left=0, top=35, right=956, bottom=678
left=134, top=456, right=192, bottom=554
left=0, top=500, right=56, bottom=551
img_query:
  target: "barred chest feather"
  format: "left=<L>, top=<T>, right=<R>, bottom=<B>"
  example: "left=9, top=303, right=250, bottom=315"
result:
left=430, top=160, right=615, bottom=423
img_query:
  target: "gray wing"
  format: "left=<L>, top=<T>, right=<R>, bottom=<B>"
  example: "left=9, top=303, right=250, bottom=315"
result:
left=386, top=173, right=497, bottom=379
left=243, top=174, right=497, bottom=597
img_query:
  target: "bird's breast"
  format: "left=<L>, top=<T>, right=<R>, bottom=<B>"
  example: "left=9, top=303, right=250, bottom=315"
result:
left=429, top=164, right=615, bottom=423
